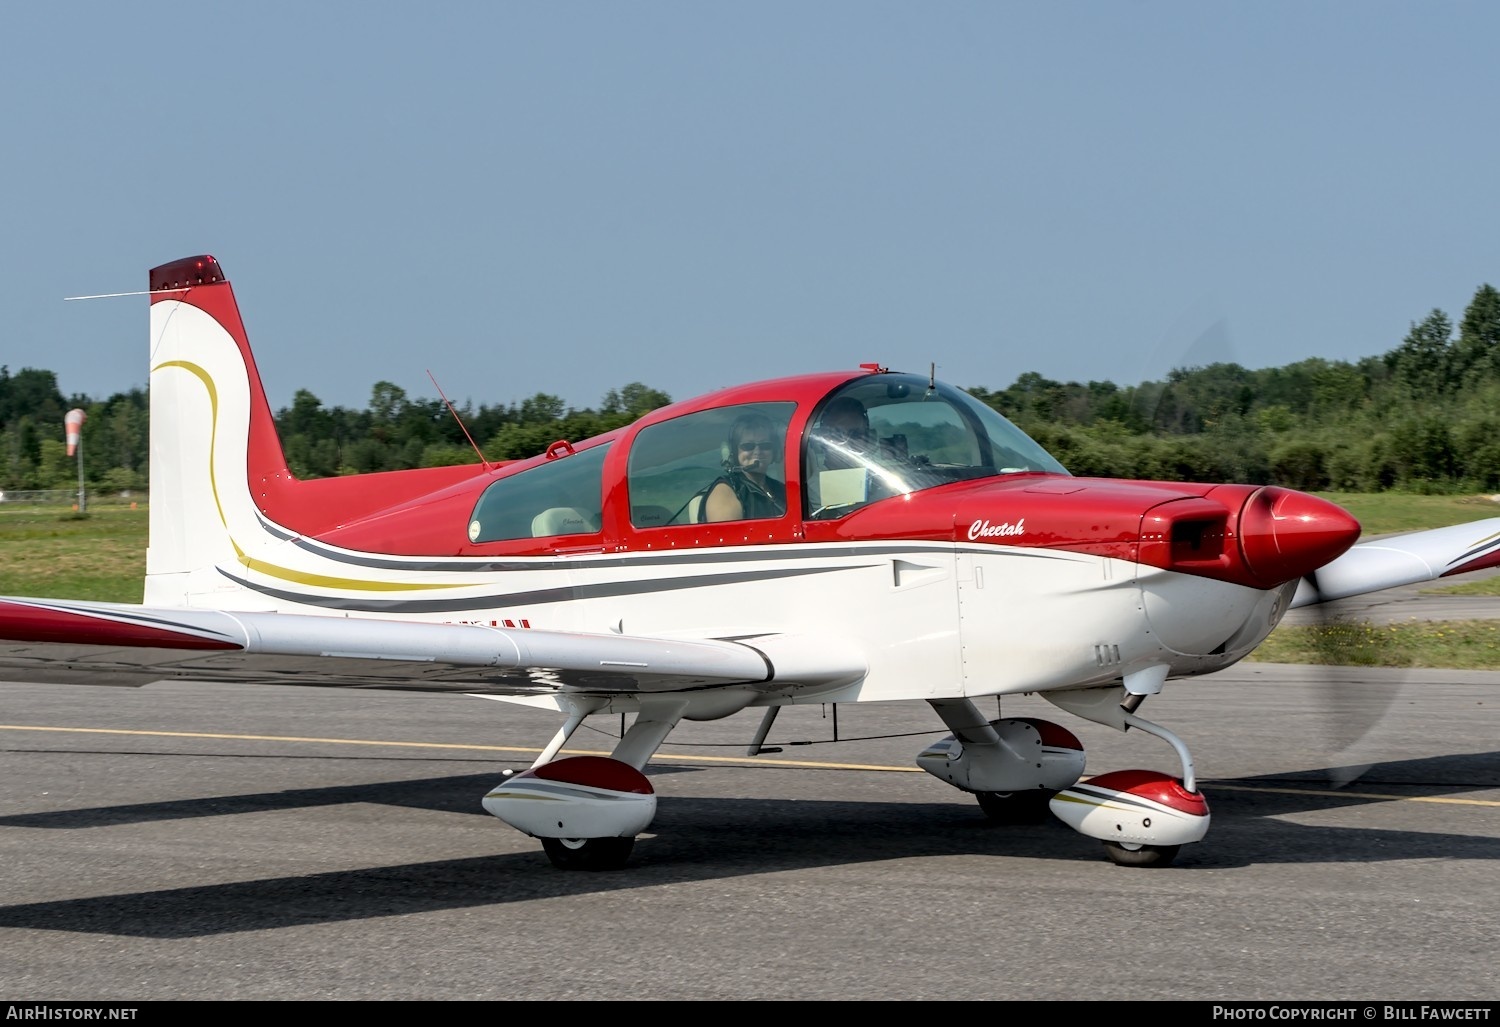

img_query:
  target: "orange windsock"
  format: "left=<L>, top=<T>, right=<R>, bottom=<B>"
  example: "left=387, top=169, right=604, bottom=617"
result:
left=65, top=409, right=86, bottom=457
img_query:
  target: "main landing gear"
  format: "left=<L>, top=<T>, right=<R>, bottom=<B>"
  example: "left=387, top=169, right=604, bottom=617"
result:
left=480, top=686, right=1210, bottom=871
left=481, top=697, right=693, bottom=871
left=483, top=754, right=657, bottom=871
left=921, top=689, right=1211, bottom=868
left=916, top=697, right=1089, bottom=826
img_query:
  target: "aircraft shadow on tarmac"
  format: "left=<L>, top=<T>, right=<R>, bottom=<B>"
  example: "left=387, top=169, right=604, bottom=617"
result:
left=0, top=752, right=1496, bottom=939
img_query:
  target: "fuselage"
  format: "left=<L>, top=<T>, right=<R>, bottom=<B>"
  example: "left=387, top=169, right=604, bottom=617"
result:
left=143, top=274, right=1358, bottom=713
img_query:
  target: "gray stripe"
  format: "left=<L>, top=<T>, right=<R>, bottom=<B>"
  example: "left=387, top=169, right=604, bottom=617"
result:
left=1067, top=785, right=1165, bottom=813
left=215, top=564, right=853, bottom=614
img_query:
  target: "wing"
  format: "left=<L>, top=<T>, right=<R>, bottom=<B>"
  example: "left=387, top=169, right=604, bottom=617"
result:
left=0, top=596, right=865, bottom=695
left=1291, top=515, right=1500, bottom=608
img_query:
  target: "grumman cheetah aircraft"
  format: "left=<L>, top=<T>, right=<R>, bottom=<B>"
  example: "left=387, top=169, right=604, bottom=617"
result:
left=2, top=254, right=1498, bottom=871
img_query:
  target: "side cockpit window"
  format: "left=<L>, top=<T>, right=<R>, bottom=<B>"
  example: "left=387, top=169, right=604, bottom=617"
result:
left=627, top=402, right=795, bottom=526
left=804, top=376, right=1068, bottom=519
left=467, top=442, right=610, bottom=543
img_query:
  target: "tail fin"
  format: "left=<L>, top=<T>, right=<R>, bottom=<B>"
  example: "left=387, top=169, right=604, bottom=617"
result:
left=143, top=255, right=493, bottom=608
left=145, top=255, right=293, bottom=604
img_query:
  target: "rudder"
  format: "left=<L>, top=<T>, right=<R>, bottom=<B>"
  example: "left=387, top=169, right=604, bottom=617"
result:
left=145, top=256, right=292, bottom=606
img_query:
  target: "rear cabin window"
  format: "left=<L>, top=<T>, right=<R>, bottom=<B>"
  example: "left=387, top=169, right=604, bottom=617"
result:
left=467, top=442, right=610, bottom=543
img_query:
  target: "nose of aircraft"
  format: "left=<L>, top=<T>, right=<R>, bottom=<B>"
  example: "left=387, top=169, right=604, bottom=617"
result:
left=1237, top=487, right=1361, bottom=586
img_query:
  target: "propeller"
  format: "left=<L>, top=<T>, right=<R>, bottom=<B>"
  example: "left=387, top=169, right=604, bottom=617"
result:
left=1284, top=570, right=1409, bottom=786
left=1137, top=314, right=1403, bottom=787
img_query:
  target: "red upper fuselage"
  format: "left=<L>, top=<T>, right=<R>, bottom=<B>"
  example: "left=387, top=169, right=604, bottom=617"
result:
left=149, top=255, right=1359, bottom=592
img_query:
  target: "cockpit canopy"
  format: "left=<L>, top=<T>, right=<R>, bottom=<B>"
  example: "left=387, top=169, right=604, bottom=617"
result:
left=465, top=370, right=1069, bottom=544
left=801, top=374, right=1068, bottom=519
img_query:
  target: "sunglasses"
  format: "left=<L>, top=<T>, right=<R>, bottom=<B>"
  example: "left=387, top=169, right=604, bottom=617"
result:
left=739, top=441, right=776, bottom=453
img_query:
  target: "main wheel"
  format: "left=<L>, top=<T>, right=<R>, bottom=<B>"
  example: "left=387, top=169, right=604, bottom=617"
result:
left=1102, top=840, right=1181, bottom=868
left=540, top=836, right=635, bottom=871
left=976, top=789, right=1053, bottom=824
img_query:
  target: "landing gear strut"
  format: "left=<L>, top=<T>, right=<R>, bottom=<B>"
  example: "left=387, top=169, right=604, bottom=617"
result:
left=1044, top=688, right=1211, bottom=868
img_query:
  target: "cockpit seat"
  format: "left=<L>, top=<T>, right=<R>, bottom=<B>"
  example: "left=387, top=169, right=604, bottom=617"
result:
left=531, top=507, right=596, bottom=537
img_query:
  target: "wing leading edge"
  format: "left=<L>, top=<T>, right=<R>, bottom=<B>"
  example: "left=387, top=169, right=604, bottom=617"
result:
left=0, top=597, right=866, bottom=696
left=1290, top=515, right=1500, bottom=607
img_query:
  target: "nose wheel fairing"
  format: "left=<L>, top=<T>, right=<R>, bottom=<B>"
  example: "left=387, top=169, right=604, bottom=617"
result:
left=1049, top=769, right=1210, bottom=857
left=1036, top=685, right=1210, bottom=866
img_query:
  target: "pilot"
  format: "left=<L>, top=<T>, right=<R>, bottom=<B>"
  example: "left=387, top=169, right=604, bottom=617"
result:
left=813, top=397, right=873, bottom=463
left=702, top=412, right=787, bottom=522
left=805, top=397, right=875, bottom=517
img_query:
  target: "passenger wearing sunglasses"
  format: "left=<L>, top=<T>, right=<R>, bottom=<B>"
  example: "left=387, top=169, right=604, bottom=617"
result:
left=703, top=412, right=787, bottom=522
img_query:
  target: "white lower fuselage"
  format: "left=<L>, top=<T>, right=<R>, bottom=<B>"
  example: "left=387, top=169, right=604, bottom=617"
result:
left=153, top=528, right=1290, bottom=716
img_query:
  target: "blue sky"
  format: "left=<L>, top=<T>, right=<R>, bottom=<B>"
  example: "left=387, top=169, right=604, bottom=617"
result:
left=2, top=2, right=1496, bottom=414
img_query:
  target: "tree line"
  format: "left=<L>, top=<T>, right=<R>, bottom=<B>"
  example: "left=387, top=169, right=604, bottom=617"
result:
left=3, top=283, right=1498, bottom=496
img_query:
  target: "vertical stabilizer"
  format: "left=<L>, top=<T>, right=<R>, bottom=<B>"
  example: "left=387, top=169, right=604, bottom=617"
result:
left=145, top=256, right=292, bottom=607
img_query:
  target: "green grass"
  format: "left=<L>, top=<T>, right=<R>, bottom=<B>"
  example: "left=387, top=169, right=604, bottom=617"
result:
left=2, top=493, right=1498, bottom=666
left=1315, top=492, right=1500, bottom=597
left=1246, top=618, right=1500, bottom=670
left=1315, top=490, right=1500, bottom=536
left=1424, top=575, right=1500, bottom=596
left=1237, top=493, right=1500, bottom=667
left=0, top=502, right=147, bottom=603
left=1312, top=492, right=1500, bottom=598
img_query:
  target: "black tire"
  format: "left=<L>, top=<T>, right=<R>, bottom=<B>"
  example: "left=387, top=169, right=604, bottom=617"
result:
left=540, top=836, right=635, bottom=871
left=976, top=789, right=1054, bottom=824
left=1102, top=841, right=1181, bottom=868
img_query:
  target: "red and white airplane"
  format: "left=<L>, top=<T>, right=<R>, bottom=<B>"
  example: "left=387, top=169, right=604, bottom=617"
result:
left=3, top=254, right=1498, bottom=870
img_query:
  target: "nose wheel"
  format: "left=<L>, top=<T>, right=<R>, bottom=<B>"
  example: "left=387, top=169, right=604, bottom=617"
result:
left=1102, top=841, right=1181, bottom=868
left=540, top=836, right=636, bottom=871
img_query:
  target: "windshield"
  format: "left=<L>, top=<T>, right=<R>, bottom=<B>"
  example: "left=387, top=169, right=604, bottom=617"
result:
left=802, top=374, right=1068, bottom=519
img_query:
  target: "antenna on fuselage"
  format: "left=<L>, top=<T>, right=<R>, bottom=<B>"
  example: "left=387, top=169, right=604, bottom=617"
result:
left=427, top=369, right=491, bottom=471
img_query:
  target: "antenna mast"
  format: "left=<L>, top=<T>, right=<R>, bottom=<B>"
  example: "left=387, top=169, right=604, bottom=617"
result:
left=427, top=370, right=490, bottom=471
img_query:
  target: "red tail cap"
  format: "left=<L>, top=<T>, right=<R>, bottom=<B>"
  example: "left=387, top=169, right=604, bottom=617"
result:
left=150, top=255, right=225, bottom=292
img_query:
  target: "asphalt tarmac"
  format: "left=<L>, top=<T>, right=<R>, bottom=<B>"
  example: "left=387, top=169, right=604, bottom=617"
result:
left=1280, top=564, right=1500, bottom=627
left=1, top=584, right=1497, bottom=1001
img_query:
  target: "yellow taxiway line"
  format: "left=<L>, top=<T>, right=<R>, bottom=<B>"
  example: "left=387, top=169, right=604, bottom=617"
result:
left=3, top=723, right=1499, bottom=807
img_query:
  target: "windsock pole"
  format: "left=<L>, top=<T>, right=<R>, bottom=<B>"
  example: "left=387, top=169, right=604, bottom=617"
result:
left=65, top=408, right=86, bottom=513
